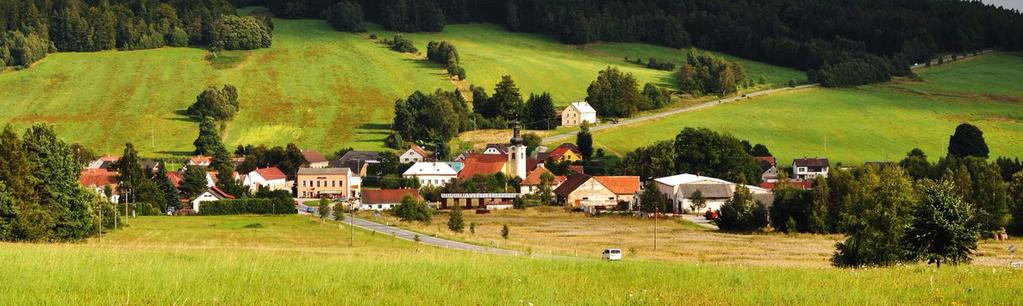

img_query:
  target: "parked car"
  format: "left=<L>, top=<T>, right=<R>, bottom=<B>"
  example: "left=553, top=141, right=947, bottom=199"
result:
left=602, top=248, right=623, bottom=261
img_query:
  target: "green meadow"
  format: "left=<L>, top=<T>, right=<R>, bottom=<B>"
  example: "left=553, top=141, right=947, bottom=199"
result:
left=1, top=215, right=1020, bottom=305
left=594, top=52, right=1023, bottom=165
left=0, top=10, right=801, bottom=157
left=383, top=24, right=805, bottom=105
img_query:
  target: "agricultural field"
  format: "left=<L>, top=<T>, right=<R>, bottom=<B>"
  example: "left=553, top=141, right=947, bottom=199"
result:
left=2, top=214, right=1021, bottom=304
left=361, top=206, right=1021, bottom=268
left=593, top=52, right=1023, bottom=165
left=0, top=10, right=801, bottom=158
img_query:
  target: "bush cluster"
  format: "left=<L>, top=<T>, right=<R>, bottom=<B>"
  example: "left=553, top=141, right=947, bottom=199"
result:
left=197, top=198, right=297, bottom=216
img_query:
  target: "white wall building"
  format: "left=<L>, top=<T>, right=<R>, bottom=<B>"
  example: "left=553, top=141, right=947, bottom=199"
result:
left=561, top=102, right=597, bottom=127
left=243, top=167, right=290, bottom=192
left=649, top=174, right=773, bottom=214
left=403, top=162, right=459, bottom=187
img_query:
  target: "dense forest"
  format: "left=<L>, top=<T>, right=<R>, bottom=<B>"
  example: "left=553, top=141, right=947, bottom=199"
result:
left=261, top=0, right=1023, bottom=87
left=0, top=0, right=270, bottom=68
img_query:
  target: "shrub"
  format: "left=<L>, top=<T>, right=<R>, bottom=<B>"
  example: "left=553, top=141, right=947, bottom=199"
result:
left=645, top=58, right=675, bottom=71
left=448, top=205, right=464, bottom=232
left=197, top=198, right=297, bottom=215
left=426, top=41, right=459, bottom=66
left=210, top=15, right=273, bottom=51
left=501, top=224, right=509, bottom=239
left=715, top=185, right=769, bottom=232
left=393, top=195, right=431, bottom=222
left=385, top=35, right=417, bottom=53
left=325, top=2, right=367, bottom=32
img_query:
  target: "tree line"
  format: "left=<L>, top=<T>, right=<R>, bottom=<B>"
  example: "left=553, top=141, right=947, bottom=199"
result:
left=0, top=125, right=109, bottom=242
left=262, top=0, right=1023, bottom=87
left=677, top=51, right=747, bottom=97
left=0, top=0, right=271, bottom=68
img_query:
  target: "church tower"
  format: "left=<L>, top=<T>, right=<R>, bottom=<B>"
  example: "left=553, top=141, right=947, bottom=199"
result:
left=507, top=122, right=528, bottom=180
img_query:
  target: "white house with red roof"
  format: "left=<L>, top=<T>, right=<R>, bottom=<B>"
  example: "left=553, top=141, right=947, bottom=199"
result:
left=191, top=186, right=236, bottom=213
left=79, top=168, right=120, bottom=203
left=187, top=156, right=212, bottom=168
left=243, top=167, right=289, bottom=192
left=400, top=144, right=431, bottom=163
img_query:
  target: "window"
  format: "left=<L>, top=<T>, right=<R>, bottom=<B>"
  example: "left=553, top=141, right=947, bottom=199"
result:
left=331, top=181, right=336, bottom=187
left=316, top=181, right=321, bottom=187
left=302, top=181, right=306, bottom=187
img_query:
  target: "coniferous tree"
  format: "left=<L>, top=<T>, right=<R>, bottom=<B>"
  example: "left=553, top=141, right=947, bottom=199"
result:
left=179, top=166, right=208, bottom=200
left=154, top=161, right=179, bottom=212
left=193, top=117, right=224, bottom=156
left=524, top=93, right=556, bottom=130
left=576, top=122, right=593, bottom=161
left=114, top=143, right=144, bottom=203
left=22, top=125, right=94, bottom=241
left=491, top=75, right=523, bottom=121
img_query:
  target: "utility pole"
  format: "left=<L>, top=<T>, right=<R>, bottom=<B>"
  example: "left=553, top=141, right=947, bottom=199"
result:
left=349, top=202, right=355, bottom=247
left=653, top=204, right=658, bottom=252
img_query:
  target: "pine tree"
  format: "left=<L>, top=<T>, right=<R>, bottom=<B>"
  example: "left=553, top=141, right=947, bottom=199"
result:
left=179, top=166, right=208, bottom=199
left=448, top=204, right=464, bottom=232
left=154, top=161, right=179, bottom=211
left=524, top=93, right=556, bottom=130
left=193, top=117, right=223, bottom=156
left=22, top=125, right=93, bottom=241
left=807, top=176, right=830, bottom=233
left=501, top=224, right=509, bottom=239
left=576, top=122, right=593, bottom=161
left=115, top=143, right=144, bottom=203
left=491, top=75, right=522, bottom=120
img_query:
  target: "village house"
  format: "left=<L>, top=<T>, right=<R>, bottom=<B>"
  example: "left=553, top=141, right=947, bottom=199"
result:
left=205, top=171, right=241, bottom=188
left=297, top=168, right=359, bottom=199
left=333, top=151, right=380, bottom=177
left=359, top=189, right=422, bottom=211
left=302, top=150, right=329, bottom=168
left=400, top=144, right=430, bottom=163
left=187, top=156, right=212, bottom=168
left=538, top=143, right=582, bottom=163
left=78, top=168, right=120, bottom=203
left=190, top=186, right=235, bottom=213
left=519, top=167, right=567, bottom=195
left=243, top=167, right=289, bottom=192
left=560, top=102, right=597, bottom=127
left=649, top=174, right=774, bottom=214
left=482, top=143, right=509, bottom=155
left=403, top=162, right=459, bottom=187
left=756, top=156, right=779, bottom=183
left=439, top=193, right=518, bottom=210
left=554, top=174, right=640, bottom=213
left=793, top=158, right=830, bottom=180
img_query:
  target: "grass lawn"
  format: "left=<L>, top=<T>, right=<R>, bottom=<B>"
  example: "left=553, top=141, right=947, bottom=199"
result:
left=383, top=24, right=806, bottom=106
left=1, top=214, right=1021, bottom=304
left=592, top=52, right=1023, bottom=165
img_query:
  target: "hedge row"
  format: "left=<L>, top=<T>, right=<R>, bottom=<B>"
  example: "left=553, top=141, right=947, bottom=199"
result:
left=198, top=198, right=297, bottom=215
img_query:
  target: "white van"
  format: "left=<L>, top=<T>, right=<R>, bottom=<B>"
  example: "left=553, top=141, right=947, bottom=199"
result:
left=602, top=248, right=622, bottom=261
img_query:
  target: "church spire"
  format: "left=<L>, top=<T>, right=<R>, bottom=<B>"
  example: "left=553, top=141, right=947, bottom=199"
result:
left=510, top=120, right=524, bottom=146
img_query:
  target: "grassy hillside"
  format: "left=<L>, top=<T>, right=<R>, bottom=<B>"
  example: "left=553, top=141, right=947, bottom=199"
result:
left=0, top=17, right=802, bottom=157
left=389, top=24, right=806, bottom=105
left=593, top=52, right=1023, bottom=165
left=2, top=215, right=1020, bottom=304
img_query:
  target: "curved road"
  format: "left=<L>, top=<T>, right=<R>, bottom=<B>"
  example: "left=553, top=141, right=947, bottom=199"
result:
left=543, top=84, right=819, bottom=143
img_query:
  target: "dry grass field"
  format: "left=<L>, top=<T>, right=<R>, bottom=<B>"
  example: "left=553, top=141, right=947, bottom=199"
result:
left=362, top=206, right=1023, bottom=268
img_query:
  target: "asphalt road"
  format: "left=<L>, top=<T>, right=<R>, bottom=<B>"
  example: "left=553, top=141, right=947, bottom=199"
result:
left=543, top=84, right=820, bottom=144
left=338, top=215, right=524, bottom=256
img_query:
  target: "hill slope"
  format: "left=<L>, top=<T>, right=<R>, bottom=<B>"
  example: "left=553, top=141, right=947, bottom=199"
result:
left=0, top=16, right=804, bottom=157
left=593, top=52, right=1023, bottom=164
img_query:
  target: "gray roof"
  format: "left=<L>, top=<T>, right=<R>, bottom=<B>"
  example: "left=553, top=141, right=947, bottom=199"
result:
left=679, top=184, right=734, bottom=199
left=340, top=151, right=380, bottom=162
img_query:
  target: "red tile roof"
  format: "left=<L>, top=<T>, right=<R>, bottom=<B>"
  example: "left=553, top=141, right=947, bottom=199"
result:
left=760, top=180, right=814, bottom=190
left=409, top=144, right=429, bottom=158
left=79, top=169, right=118, bottom=187
left=547, top=143, right=580, bottom=160
left=302, top=150, right=327, bottom=164
left=526, top=158, right=542, bottom=172
left=254, top=167, right=287, bottom=181
left=189, top=156, right=212, bottom=166
left=521, top=167, right=552, bottom=186
left=457, top=154, right=507, bottom=180
left=362, top=189, right=422, bottom=204
left=167, top=172, right=183, bottom=188
left=209, top=186, right=236, bottom=199
left=755, top=156, right=777, bottom=166
left=593, top=176, right=641, bottom=195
